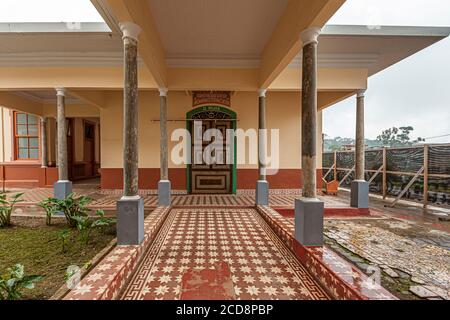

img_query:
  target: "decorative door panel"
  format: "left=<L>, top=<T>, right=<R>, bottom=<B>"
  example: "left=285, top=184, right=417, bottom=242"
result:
left=190, top=115, right=233, bottom=194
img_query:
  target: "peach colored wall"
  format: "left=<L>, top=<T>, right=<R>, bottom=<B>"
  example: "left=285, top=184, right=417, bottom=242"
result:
left=269, top=68, right=368, bottom=91
left=0, top=105, right=99, bottom=167
left=0, top=107, right=12, bottom=162
left=100, top=90, right=323, bottom=170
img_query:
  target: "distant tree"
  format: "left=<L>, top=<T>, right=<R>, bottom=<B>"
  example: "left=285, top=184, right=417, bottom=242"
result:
left=376, top=126, right=424, bottom=147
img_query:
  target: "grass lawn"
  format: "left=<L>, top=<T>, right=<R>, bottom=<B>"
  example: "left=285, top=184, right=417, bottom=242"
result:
left=0, top=216, right=116, bottom=300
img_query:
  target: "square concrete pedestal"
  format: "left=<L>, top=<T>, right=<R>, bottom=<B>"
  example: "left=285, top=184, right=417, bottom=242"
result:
left=295, top=198, right=324, bottom=247
left=158, top=180, right=171, bottom=206
left=255, top=180, right=269, bottom=205
left=117, top=196, right=144, bottom=245
left=54, top=180, right=72, bottom=200
left=350, top=180, right=369, bottom=209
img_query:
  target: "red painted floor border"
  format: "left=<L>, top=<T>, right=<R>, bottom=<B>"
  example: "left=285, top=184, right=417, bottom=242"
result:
left=272, top=207, right=373, bottom=218
left=256, top=206, right=397, bottom=300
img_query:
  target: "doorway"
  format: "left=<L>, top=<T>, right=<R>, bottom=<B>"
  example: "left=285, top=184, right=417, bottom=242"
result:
left=187, top=106, right=237, bottom=194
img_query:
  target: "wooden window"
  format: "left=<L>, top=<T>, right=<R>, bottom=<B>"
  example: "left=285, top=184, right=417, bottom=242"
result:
left=14, top=112, right=40, bottom=160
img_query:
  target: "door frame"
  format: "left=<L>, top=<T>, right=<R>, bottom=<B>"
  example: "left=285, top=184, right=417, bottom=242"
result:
left=186, top=105, right=237, bottom=194
left=83, top=119, right=96, bottom=177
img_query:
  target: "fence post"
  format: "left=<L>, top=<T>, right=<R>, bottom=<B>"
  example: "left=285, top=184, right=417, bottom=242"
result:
left=382, top=147, right=387, bottom=199
left=423, top=145, right=429, bottom=209
left=333, top=151, right=337, bottom=181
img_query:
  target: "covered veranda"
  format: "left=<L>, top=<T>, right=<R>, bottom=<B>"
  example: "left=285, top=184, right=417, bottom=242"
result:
left=2, top=0, right=450, bottom=300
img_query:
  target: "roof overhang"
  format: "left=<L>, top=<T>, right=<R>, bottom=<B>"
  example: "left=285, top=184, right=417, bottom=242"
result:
left=314, top=25, right=450, bottom=77
left=0, top=22, right=448, bottom=91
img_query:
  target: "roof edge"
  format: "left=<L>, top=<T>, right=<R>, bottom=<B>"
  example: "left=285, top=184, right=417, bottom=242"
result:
left=323, top=24, right=450, bottom=38
left=0, top=22, right=111, bottom=33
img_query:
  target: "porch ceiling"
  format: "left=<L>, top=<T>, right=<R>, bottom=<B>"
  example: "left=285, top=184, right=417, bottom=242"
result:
left=148, top=0, right=288, bottom=63
left=11, top=90, right=83, bottom=105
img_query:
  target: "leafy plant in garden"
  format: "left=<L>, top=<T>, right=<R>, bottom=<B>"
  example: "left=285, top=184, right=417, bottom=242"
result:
left=39, top=193, right=91, bottom=228
left=72, top=210, right=115, bottom=245
left=0, top=264, right=43, bottom=300
left=57, top=193, right=92, bottom=227
left=0, top=193, right=24, bottom=227
left=58, top=229, right=71, bottom=253
left=38, top=198, right=59, bottom=226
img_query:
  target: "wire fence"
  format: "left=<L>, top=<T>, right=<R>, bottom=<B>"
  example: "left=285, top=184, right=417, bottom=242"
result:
left=323, top=144, right=450, bottom=208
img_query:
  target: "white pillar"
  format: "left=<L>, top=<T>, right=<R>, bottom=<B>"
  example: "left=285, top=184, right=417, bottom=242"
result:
left=158, top=88, right=171, bottom=206
left=351, top=89, right=369, bottom=209
left=53, top=87, right=72, bottom=199
left=116, top=21, right=144, bottom=246
left=40, top=117, right=48, bottom=168
left=295, top=27, right=324, bottom=247
left=256, top=89, right=269, bottom=205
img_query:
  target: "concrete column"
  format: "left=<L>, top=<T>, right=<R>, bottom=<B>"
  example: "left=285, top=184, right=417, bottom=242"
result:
left=40, top=117, right=48, bottom=168
left=54, top=88, right=72, bottom=200
left=351, top=90, right=369, bottom=209
left=295, top=27, right=324, bottom=247
left=256, top=89, right=269, bottom=205
left=355, top=90, right=366, bottom=180
left=116, top=22, right=144, bottom=246
left=158, top=88, right=171, bottom=206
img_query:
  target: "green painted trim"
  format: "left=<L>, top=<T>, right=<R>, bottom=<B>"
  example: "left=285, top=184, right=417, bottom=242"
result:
left=186, top=105, right=237, bottom=194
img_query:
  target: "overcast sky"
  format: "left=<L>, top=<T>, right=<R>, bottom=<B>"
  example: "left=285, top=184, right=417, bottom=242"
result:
left=0, top=0, right=103, bottom=22
left=0, top=0, right=449, bottom=142
left=326, top=0, right=450, bottom=143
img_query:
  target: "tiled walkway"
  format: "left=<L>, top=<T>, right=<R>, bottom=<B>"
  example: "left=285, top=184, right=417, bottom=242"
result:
left=11, top=187, right=350, bottom=211
left=120, top=208, right=330, bottom=300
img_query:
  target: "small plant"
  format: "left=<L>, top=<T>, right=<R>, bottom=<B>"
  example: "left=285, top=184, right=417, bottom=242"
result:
left=0, top=264, right=43, bottom=300
left=73, top=210, right=115, bottom=245
left=0, top=193, right=24, bottom=227
left=38, top=198, right=59, bottom=226
left=58, top=193, right=92, bottom=227
left=39, top=193, right=91, bottom=228
left=58, top=229, right=71, bottom=253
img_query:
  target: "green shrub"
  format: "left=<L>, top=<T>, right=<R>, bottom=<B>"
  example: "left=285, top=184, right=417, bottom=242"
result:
left=38, top=198, right=59, bottom=226
left=0, top=264, right=43, bottom=300
left=0, top=193, right=24, bottom=227
left=39, top=193, right=91, bottom=228
left=58, top=229, right=71, bottom=253
left=73, top=210, right=115, bottom=245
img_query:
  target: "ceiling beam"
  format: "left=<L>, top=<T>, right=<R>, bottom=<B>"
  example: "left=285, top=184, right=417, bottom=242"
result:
left=66, top=89, right=106, bottom=109
left=0, top=91, right=44, bottom=116
left=259, top=0, right=345, bottom=89
left=318, top=90, right=355, bottom=110
left=106, top=0, right=167, bottom=88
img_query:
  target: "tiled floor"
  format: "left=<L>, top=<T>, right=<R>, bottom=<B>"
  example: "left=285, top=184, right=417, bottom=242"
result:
left=10, top=186, right=353, bottom=210
left=11, top=188, right=305, bottom=211
left=120, top=208, right=330, bottom=300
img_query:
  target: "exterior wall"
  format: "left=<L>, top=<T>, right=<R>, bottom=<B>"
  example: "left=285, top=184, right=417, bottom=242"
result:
left=100, top=90, right=323, bottom=190
left=0, top=107, right=12, bottom=162
left=0, top=105, right=100, bottom=187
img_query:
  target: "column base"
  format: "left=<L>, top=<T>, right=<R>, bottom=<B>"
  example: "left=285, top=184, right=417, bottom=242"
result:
left=117, top=196, right=144, bottom=245
left=350, top=180, right=369, bottom=209
left=158, top=180, right=171, bottom=206
left=295, top=198, right=324, bottom=247
left=255, top=180, right=269, bottom=205
left=54, top=180, right=72, bottom=200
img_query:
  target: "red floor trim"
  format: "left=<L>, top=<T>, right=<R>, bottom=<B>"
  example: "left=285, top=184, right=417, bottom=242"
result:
left=256, top=206, right=397, bottom=300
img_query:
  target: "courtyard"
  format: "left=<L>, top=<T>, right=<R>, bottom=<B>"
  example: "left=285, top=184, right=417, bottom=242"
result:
left=0, top=0, right=449, bottom=305
left=2, top=184, right=449, bottom=300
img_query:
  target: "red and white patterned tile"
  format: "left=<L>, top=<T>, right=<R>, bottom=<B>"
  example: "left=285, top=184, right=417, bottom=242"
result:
left=120, top=208, right=330, bottom=300
left=256, top=206, right=397, bottom=300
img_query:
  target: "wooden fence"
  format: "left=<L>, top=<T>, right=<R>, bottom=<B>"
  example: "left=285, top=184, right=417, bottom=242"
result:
left=323, top=144, right=450, bottom=208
